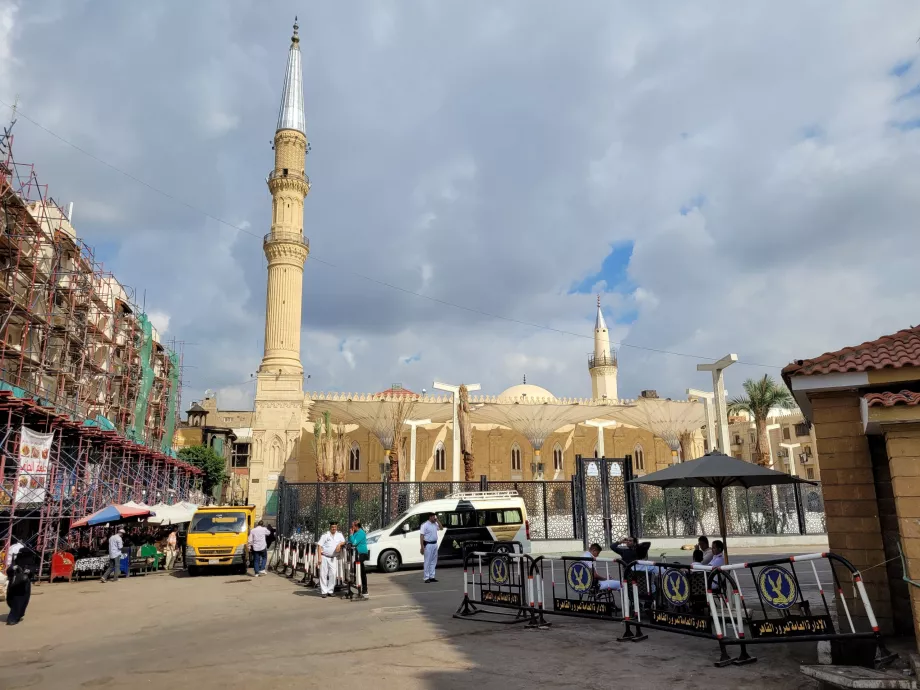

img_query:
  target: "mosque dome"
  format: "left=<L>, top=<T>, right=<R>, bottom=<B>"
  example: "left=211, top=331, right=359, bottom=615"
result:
left=498, top=384, right=556, bottom=401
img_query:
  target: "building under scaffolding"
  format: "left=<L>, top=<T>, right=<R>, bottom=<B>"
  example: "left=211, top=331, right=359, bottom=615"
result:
left=0, top=127, right=202, bottom=576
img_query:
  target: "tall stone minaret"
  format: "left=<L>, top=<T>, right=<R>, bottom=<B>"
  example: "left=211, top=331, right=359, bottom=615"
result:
left=258, top=18, right=310, bottom=383
left=251, top=20, right=311, bottom=518
left=589, top=295, right=618, bottom=400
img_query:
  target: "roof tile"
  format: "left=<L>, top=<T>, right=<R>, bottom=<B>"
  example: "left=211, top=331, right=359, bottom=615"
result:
left=863, top=390, right=920, bottom=408
left=783, top=326, right=920, bottom=378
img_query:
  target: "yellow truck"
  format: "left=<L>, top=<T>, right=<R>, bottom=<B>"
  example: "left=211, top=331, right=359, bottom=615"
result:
left=185, top=505, right=256, bottom=576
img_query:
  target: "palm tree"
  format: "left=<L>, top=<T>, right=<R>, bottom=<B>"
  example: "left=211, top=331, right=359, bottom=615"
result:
left=728, top=375, right=795, bottom=467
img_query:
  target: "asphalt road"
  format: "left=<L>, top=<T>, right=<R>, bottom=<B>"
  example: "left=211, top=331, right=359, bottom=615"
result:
left=0, top=564, right=820, bottom=689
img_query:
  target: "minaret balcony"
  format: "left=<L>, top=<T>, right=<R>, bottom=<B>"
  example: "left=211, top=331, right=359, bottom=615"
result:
left=589, top=353, right=617, bottom=368
left=267, top=169, right=310, bottom=185
left=263, top=231, right=309, bottom=249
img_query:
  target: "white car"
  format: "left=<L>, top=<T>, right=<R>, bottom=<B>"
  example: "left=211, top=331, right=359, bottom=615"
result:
left=367, top=491, right=531, bottom=573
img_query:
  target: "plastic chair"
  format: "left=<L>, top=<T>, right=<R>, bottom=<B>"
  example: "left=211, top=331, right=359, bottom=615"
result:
left=50, top=552, right=75, bottom=583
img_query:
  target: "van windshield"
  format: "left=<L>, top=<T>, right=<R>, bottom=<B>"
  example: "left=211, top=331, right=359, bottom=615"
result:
left=189, top=512, right=247, bottom=534
left=383, top=511, right=411, bottom=531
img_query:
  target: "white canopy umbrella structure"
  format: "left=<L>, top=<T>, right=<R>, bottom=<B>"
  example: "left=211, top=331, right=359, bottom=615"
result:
left=147, top=501, right=198, bottom=525
left=469, top=385, right=634, bottom=470
left=309, top=391, right=454, bottom=480
left=607, top=397, right=707, bottom=463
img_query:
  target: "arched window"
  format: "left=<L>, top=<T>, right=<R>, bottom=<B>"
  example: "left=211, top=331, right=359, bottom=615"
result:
left=269, top=438, right=283, bottom=471
left=553, top=443, right=563, bottom=472
left=633, top=444, right=644, bottom=471
left=349, top=442, right=360, bottom=472
left=511, top=443, right=522, bottom=472
left=434, top=442, right=446, bottom=472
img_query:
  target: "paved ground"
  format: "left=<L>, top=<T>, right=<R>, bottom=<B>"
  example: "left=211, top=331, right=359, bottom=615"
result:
left=0, top=559, right=831, bottom=690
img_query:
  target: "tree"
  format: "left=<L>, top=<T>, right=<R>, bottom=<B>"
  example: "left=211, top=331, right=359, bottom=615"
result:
left=178, top=445, right=229, bottom=497
left=728, top=375, right=795, bottom=467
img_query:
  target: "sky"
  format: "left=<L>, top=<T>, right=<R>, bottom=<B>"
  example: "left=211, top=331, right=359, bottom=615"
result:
left=3, top=1, right=920, bottom=413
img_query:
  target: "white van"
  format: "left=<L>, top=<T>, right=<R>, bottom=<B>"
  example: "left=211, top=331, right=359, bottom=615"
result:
left=366, top=491, right=530, bottom=573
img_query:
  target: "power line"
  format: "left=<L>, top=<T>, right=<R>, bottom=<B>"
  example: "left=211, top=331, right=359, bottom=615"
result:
left=3, top=99, right=782, bottom=369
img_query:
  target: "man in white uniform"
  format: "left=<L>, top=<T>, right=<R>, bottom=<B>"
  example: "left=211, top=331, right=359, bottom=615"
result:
left=317, top=521, right=346, bottom=598
left=419, top=513, right=441, bottom=583
left=582, top=543, right=621, bottom=591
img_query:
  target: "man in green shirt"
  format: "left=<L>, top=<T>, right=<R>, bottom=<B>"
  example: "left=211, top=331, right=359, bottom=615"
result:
left=349, top=521, right=369, bottom=599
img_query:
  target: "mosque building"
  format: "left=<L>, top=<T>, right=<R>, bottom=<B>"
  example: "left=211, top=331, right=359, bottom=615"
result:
left=183, top=23, right=704, bottom=516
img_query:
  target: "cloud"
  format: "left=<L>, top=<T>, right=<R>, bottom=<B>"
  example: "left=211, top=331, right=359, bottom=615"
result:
left=3, top=1, right=920, bottom=415
left=147, top=310, right=171, bottom=335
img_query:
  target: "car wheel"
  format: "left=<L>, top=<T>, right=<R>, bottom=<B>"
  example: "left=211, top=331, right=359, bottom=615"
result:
left=378, top=550, right=401, bottom=573
left=493, top=543, right=511, bottom=554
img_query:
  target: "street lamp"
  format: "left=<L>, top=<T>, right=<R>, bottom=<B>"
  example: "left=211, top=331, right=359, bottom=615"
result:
left=404, top=419, right=432, bottom=482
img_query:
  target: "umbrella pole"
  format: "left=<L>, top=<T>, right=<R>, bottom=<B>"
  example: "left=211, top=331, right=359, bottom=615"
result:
left=716, top=486, right=729, bottom=565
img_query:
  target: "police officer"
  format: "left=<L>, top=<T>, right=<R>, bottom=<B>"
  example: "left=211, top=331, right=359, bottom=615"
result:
left=419, top=512, right=442, bottom=583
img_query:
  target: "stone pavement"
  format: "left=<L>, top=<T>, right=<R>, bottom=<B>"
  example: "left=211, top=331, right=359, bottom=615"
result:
left=0, top=566, right=819, bottom=689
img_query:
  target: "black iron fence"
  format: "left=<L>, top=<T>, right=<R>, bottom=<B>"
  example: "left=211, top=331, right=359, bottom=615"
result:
left=633, top=482, right=826, bottom=538
left=276, top=478, right=579, bottom=541
left=276, top=476, right=826, bottom=543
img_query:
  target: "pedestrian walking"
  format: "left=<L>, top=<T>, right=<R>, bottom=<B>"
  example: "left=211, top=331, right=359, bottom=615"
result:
left=420, top=512, right=442, bottom=583
left=349, top=521, right=369, bottom=599
left=317, top=521, right=345, bottom=598
left=248, top=520, right=271, bottom=576
left=5, top=548, right=33, bottom=625
left=164, top=528, right=178, bottom=570
left=101, top=529, right=125, bottom=583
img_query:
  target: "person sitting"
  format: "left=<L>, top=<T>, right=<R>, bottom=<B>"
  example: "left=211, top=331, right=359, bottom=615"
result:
left=708, top=540, right=725, bottom=568
left=581, top=543, right=622, bottom=591
left=692, top=548, right=704, bottom=564
left=611, top=536, right=639, bottom=564
left=697, top=536, right=713, bottom=565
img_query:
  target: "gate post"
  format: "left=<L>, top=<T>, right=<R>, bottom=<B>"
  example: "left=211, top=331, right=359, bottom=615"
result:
left=347, top=482, right=354, bottom=532
left=313, top=483, right=322, bottom=541
left=480, top=475, right=488, bottom=491
left=600, top=459, right=613, bottom=547
left=380, top=480, right=388, bottom=528
left=793, top=483, right=806, bottom=535
left=624, top=454, right=640, bottom=539
left=541, top=481, right=549, bottom=539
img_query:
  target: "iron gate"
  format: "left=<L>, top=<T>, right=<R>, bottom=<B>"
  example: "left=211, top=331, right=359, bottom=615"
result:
left=575, top=455, right=637, bottom=549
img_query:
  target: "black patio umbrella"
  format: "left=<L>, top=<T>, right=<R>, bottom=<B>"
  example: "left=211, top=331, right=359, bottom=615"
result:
left=627, top=450, right=814, bottom=563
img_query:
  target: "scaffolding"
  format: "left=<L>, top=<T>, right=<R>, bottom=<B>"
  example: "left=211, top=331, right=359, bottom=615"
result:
left=0, top=126, right=198, bottom=576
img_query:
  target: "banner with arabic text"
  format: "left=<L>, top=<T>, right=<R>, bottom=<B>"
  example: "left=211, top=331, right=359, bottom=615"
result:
left=15, top=427, right=54, bottom=503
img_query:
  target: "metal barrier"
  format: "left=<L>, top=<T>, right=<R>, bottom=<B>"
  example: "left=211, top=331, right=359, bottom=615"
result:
left=275, top=535, right=364, bottom=599
left=708, top=553, right=895, bottom=666
left=619, top=560, right=747, bottom=664
left=544, top=556, right=630, bottom=623
left=454, top=541, right=538, bottom=625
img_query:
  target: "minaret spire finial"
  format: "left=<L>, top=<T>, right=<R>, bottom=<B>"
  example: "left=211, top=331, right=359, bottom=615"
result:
left=523, top=374, right=526, bottom=384
left=597, top=293, right=601, bottom=308
left=277, top=18, right=306, bottom=134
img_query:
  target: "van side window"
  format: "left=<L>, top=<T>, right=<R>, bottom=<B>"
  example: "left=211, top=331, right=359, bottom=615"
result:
left=481, top=508, right=523, bottom=526
left=394, top=514, right=423, bottom=535
left=444, top=511, right=475, bottom=528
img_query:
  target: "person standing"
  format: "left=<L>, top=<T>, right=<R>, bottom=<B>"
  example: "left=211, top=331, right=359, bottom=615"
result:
left=248, top=520, right=271, bottom=577
left=317, top=521, right=345, bottom=598
left=420, top=513, right=442, bottom=583
left=5, top=549, right=33, bottom=625
left=164, top=528, right=178, bottom=571
left=349, top=521, right=369, bottom=599
left=101, top=529, right=124, bottom=583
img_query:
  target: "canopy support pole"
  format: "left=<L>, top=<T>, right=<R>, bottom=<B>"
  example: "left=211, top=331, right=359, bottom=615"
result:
left=716, top=485, right=729, bottom=565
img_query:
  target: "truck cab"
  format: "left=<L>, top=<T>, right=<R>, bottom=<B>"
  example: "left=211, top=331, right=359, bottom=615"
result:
left=185, top=505, right=256, bottom=576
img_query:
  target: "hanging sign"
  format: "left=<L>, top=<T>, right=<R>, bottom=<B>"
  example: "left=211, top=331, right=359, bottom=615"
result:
left=586, top=462, right=599, bottom=477
left=16, top=427, right=55, bottom=503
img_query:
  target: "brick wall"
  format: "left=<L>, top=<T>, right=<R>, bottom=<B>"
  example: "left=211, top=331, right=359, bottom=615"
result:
left=885, top=423, right=920, bottom=649
left=811, top=393, right=892, bottom=632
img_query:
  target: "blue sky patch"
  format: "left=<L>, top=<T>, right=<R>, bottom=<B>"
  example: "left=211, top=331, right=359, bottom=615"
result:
left=401, top=353, right=421, bottom=365
left=680, top=194, right=706, bottom=216
left=569, top=240, right=634, bottom=295
left=897, top=83, right=920, bottom=101
left=893, top=118, right=920, bottom=131
left=891, top=59, right=913, bottom=77
left=801, top=124, right=822, bottom=140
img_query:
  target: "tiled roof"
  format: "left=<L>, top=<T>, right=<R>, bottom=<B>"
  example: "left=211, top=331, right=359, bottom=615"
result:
left=783, top=326, right=920, bottom=378
left=863, top=390, right=920, bottom=408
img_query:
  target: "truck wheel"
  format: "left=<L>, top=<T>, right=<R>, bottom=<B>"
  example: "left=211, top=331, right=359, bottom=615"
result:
left=378, top=550, right=401, bottom=573
left=187, top=566, right=199, bottom=577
